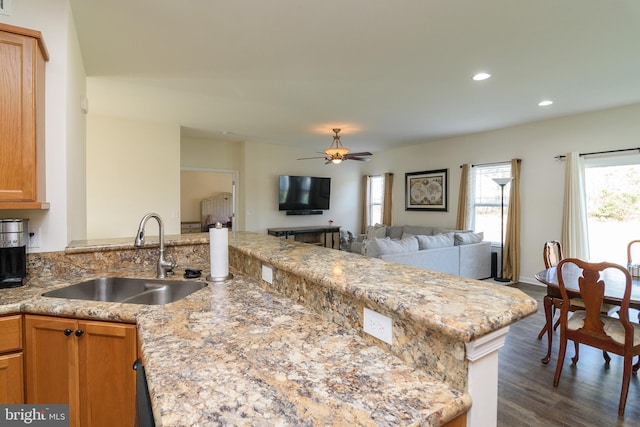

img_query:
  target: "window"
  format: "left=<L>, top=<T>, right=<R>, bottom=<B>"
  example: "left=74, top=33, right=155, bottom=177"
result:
left=585, top=155, right=640, bottom=264
left=471, top=163, right=512, bottom=243
left=368, top=175, right=384, bottom=226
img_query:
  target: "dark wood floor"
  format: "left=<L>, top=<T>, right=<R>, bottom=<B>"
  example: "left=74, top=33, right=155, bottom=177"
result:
left=498, top=283, right=639, bottom=427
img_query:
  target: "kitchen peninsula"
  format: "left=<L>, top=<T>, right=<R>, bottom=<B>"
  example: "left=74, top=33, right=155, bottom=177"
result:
left=1, top=231, right=537, bottom=426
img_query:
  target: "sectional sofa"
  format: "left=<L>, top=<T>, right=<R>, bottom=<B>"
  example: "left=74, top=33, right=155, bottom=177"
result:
left=351, top=224, right=492, bottom=280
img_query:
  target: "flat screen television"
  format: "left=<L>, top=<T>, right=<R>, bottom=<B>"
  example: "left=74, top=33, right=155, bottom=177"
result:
left=279, top=175, right=331, bottom=212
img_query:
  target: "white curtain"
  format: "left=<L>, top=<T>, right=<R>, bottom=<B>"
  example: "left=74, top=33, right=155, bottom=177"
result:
left=561, top=152, right=590, bottom=259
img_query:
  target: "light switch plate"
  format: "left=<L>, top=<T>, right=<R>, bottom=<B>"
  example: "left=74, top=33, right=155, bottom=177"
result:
left=0, top=0, right=13, bottom=16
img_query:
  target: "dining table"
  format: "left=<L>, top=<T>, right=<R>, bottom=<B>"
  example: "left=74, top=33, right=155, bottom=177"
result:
left=535, top=264, right=640, bottom=364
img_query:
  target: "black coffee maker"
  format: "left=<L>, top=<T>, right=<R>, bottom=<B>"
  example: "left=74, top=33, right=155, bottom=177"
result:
left=0, top=219, right=28, bottom=288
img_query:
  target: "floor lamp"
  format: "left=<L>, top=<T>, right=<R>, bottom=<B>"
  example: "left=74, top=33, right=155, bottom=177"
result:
left=492, top=177, right=513, bottom=282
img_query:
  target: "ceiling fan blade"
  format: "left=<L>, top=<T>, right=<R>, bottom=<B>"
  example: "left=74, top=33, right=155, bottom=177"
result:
left=348, top=157, right=372, bottom=162
left=345, top=152, right=373, bottom=157
left=297, top=156, right=329, bottom=160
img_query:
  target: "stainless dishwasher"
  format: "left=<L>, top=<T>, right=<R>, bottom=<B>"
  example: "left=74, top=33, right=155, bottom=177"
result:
left=133, top=359, right=156, bottom=427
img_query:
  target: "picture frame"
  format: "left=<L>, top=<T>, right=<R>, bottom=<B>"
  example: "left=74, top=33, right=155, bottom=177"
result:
left=405, top=169, right=448, bottom=211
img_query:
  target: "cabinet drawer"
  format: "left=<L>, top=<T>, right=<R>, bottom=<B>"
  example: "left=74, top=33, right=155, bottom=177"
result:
left=0, top=315, right=22, bottom=353
left=0, top=352, right=24, bottom=404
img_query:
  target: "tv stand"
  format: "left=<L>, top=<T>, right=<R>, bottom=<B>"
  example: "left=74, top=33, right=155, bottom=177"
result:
left=267, top=225, right=341, bottom=249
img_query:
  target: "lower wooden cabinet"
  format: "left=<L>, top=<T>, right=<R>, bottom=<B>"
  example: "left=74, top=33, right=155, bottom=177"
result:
left=24, top=314, right=137, bottom=427
left=0, top=315, right=23, bottom=403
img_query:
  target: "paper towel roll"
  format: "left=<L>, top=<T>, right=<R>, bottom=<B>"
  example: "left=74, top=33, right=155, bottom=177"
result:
left=208, top=226, right=230, bottom=281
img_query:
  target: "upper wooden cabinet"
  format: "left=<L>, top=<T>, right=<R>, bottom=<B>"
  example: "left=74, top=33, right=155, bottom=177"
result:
left=0, top=23, right=49, bottom=209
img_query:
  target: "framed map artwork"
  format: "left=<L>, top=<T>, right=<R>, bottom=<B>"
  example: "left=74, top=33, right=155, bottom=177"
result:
left=405, top=169, right=448, bottom=211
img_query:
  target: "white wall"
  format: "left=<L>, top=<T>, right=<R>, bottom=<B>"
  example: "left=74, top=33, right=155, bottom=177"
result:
left=364, top=103, right=640, bottom=284
left=86, top=115, right=181, bottom=239
left=0, top=0, right=86, bottom=252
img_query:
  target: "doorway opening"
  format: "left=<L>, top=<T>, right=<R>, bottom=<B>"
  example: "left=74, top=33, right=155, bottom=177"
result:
left=180, top=169, right=237, bottom=232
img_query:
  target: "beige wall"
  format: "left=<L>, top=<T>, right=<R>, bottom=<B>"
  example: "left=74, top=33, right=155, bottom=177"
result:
left=180, top=136, right=242, bottom=170
left=86, top=115, right=181, bottom=239
left=180, top=137, right=366, bottom=236
left=364, top=103, right=640, bottom=285
left=65, top=6, right=88, bottom=243
left=83, top=103, right=640, bottom=286
left=241, top=140, right=364, bottom=235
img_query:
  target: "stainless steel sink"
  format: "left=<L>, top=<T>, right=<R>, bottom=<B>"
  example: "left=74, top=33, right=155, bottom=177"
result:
left=42, top=277, right=207, bottom=305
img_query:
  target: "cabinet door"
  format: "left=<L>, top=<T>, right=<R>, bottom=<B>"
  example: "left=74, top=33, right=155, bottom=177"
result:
left=78, top=320, right=137, bottom=427
left=0, top=24, right=47, bottom=208
left=24, top=315, right=79, bottom=421
left=0, top=30, right=38, bottom=202
left=0, top=353, right=23, bottom=403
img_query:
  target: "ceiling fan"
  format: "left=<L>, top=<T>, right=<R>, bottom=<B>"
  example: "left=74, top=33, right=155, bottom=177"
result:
left=297, top=129, right=373, bottom=164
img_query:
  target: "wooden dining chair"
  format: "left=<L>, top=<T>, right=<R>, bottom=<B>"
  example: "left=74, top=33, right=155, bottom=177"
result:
left=553, top=258, right=640, bottom=416
left=626, top=239, right=640, bottom=270
left=538, top=241, right=564, bottom=340
left=543, top=240, right=563, bottom=269
left=538, top=240, right=617, bottom=335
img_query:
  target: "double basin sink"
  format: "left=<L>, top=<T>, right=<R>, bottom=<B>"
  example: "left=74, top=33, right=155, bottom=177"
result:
left=43, top=276, right=207, bottom=305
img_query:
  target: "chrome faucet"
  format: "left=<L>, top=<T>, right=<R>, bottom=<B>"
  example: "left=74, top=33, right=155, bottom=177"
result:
left=134, top=213, right=177, bottom=279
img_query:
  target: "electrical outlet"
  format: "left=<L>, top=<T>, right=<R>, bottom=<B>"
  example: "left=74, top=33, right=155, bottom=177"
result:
left=261, top=264, right=273, bottom=284
left=29, top=227, right=41, bottom=248
left=363, top=307, right=392, bottom=345
left=0, top=0, right=13, bottom=16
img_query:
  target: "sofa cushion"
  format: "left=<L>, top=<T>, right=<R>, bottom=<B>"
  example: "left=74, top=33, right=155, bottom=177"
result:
left=368, top=236, right=419, bottom=258
left=454, top=231, right=484, bottom=245
left=415, top=232, right=455, bottom=250
left=403, top=225, right=433, bottom=236
left=386, top=225, right=405, bottom=240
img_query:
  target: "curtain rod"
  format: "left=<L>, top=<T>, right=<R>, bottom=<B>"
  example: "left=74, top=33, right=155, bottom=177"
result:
left=555, top=147, right=640, bottom=160
left=459, top=159, right=520, bottom=168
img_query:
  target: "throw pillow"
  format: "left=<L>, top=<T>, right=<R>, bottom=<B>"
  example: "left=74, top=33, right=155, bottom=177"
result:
left=454, top=232, right=484, bottom=245
left=368, top=236, right=419, bottom=258
left=365, top=224, right=387, bottom=241
left=415, top=232, right=455, bottom=250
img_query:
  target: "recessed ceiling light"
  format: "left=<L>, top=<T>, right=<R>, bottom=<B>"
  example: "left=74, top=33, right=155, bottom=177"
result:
left=538, top=100, right=554, bottom=107
left=472, top=72, right=491, bottom=81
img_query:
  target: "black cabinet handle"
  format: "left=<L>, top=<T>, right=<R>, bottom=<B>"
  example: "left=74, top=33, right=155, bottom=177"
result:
left=75, top=329, right=84, bottom=337
left=64, top=328, right=73, bottom=336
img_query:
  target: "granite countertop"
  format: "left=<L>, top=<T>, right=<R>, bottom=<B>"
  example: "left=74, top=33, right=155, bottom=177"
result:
left=3, top=231, right=537, bottom=426
left=1, top=259, right=470, bottom=426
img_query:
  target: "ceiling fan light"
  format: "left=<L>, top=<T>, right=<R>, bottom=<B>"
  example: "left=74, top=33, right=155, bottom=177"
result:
left=331, top=158, right=342, bottom=164
left=324, top=147, right=349, bottom=156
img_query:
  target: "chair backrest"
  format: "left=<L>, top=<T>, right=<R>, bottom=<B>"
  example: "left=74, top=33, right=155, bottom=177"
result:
left=626, top=239, right=640, bottom=268
left=556, top=258, right=634, bottom=344
left=543, top=240, right=563, bottom=268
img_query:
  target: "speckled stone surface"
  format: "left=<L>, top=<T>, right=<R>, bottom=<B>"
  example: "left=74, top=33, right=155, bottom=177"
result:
left=1, top=231, right=537, bottom=426
left=226, top=232, right=537, bottom=391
